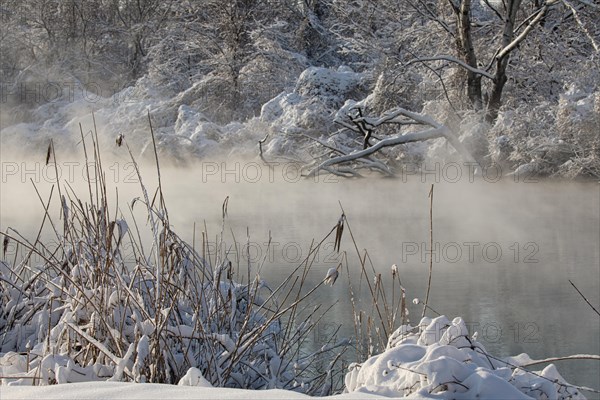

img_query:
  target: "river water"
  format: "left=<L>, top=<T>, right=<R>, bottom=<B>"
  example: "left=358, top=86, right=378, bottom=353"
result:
left=1, top=161, right=599, bottom=396
left=164, top=169, right=600, bottom=396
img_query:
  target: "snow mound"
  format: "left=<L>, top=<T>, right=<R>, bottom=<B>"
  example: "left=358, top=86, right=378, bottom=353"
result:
left=295, top=66, right=366, bottom=108
left=260, top=92, right=329, bottom=135
left=178, top=367, right=213, bottom=387
left=345, top=316, right=586, bottom=399
left=260, top=66, right=369, bottom=138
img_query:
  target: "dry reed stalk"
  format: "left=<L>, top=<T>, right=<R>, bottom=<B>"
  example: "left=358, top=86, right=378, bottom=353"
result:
left=422, top=184, right=434, bottom=318
left=0, top=115, right=353, bottom=394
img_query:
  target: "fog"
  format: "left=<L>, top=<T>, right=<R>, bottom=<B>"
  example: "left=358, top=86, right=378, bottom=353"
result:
left=2, top=150, right=599, bottom=388
left=1, top=1, right=598, bottom=396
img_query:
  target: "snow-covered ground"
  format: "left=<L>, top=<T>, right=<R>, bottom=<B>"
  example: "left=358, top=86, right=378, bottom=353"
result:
left=1, top=63, right=599, bottom=178
left=0, top=66, right=369, bottom=162
left=2, top=314, right=595, bottom=399
left=2, top=382, right=384, bottom=400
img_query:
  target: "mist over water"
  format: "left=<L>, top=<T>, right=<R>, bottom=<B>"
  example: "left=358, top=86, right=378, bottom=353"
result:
left=1, top=154, right=599, bottom=394
left=1, top=1, right=598, bottom=395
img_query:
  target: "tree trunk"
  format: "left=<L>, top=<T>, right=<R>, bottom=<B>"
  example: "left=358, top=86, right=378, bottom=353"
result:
left=487, top=57, right=509, bottom=123
left=485, top=0, right=522, bottom=123
left=456, top=0, right=482, bottom=109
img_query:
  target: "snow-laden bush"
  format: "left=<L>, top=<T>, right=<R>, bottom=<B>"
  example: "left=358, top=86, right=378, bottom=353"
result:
left=555, top=87, right=600, bottom=179
left=488, top=102, right=560, bottom=177
left=0, top=130, right=348, bottom=394
left=261, top=66, right=370, bottom=136
left=422, top=102, right=490, bottom=168
left=486, top=83, right=600, bottom=179
left=345, top=316, right=587, bottom=399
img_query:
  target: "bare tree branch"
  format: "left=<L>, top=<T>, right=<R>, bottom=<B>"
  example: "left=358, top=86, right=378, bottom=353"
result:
left=496, top=4, right=550, bottom=60
left=561, top=0, right=600, bottom=52
left=405, top=56, right=495, bottom=80
left=309, top=108, right=481, bottom=177
left=571, top=0, right=599, bottom=8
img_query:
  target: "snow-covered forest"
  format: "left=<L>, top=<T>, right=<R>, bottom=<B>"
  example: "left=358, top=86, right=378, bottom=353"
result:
left=1, top=1, right=600, bottom=399
left=1, top=0, right=599, bottom=177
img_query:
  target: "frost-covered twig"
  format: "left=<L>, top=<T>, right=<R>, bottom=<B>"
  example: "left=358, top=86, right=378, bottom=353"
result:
left=404, top=55, right=495, bottom=80
left=309, top=106, right=480, bottom=177
left=520, top=354, right=600, bottom=368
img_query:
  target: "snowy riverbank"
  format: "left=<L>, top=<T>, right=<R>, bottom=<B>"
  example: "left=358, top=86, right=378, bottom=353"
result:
left=1, top=381, right=381, bottom=400
left=2, top=314, right=596, bottom=399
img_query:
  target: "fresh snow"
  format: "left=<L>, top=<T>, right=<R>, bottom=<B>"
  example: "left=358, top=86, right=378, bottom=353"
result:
left=1, top=314, right=592, bottom=399
left=1, top=62, right=598, bottom=178
left=345, top=316, right=589, bottom=399
left=0, top=381, right=381, bottom=400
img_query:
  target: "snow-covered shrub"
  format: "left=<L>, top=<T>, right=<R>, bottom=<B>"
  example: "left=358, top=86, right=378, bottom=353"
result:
left=295, top=66, right=368, bottom=109
left=422, top=102, right=491, bottom=169
left=345, top=316, right=587, bottom=399
left=556, top=87, right=600, bottom=179
left=486, top=81, right=600, bottom=179
left=261, top=66, right=370, bottom=136
left=0, top=130, right=348, bottom=394
left=488, top=102, right=560, bottom=177
left=367, top=66, right=423, bottom=117
left=261, top=92, right=334, bottom=136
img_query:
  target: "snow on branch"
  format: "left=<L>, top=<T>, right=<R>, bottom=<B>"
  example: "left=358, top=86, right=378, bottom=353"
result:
left=309, top=106, right=481, bottom=176
left=310, top=126, right=445, bottom=174
left=405, top=56, right=495, bottom=80
left=561, top=0, right=600, bottom=52
left=571, top=0, right=599, bottom=8
left=520, top=354, right=600, bottom=368
left=496, top=4, right=550, bottom=61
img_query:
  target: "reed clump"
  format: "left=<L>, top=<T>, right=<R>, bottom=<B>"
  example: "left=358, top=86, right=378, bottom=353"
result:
left=0, top=117, right=348, bottom=394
